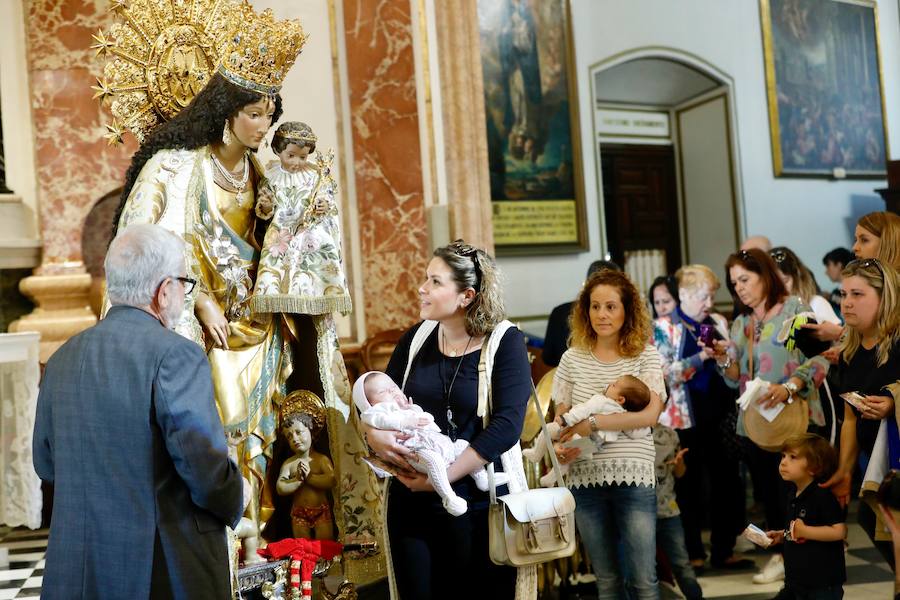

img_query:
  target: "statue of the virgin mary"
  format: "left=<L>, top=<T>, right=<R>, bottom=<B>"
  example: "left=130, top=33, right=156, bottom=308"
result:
left=93, top=0, right=385, bottom=585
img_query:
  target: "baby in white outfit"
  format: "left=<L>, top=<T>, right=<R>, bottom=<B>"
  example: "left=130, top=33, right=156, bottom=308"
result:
left=352, top=371, right=505, bottom=516
left=524, top=374, right=652, bottom=486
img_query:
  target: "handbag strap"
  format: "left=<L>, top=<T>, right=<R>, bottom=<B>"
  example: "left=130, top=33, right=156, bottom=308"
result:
left=747, top=316, right=755, bottom=378
left=487, top=374, right=567, bottom=504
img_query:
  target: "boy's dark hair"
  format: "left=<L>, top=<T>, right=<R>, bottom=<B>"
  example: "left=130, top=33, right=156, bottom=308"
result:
left=617, top=374, right=651, bottom=412
left=781, top=433, right=838, bottom=480
left=822, top=247, right=854, bottom=268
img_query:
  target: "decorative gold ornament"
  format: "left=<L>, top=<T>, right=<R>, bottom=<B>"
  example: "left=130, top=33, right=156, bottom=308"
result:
left=274, top=121, right=317, bottom=146
left=103, top=121, right=127, bottom=146
left=280, top=390, right=326, bottom=435
left=217, top=1, right=308, bottom=95
left=91, top=0, right=240, bottom=145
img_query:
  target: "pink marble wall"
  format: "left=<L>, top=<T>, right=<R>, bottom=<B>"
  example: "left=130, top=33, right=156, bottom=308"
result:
left=26, top=0, right=137, bottom=274
left=343, top=0, right=428, bottom=334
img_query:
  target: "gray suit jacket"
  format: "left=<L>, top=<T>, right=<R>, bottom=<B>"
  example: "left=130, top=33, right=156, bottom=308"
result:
left=33, top=305, right=243, bottom=599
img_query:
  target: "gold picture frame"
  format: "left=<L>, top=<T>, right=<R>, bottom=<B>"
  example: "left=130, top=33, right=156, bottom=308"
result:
left=760, top=0, right=889, bottom=178
left=477, top=0, right=588, bottom=255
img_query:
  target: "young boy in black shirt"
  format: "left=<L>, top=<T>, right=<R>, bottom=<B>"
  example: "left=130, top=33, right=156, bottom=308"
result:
left=765, top=433, right=845, bottom=599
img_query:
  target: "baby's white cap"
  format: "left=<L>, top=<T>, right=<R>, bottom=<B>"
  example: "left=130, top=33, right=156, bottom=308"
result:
left=351, top=371, right=383, bottom=414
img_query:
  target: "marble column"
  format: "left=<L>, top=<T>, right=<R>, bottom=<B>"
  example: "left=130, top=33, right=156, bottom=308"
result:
left=10, top=1, right=137, bottom=361
left=342, top=0, right=429, bottom=335
left=432, top=0, right=494, bottom=253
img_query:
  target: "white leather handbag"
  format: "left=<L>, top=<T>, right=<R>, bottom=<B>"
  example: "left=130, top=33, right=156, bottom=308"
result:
left=486, top=377, right=577, bottom=567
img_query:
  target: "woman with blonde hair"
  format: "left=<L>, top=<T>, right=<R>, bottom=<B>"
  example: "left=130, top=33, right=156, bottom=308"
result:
left=652, top=265, right=749, bottom=571
left=822, top=259, right=900, bottom=565
left=554, top=269, right=666, bottom=599
left=855, top=211, right=900, bottom=269
left=805, top=211, right=900, bottom=344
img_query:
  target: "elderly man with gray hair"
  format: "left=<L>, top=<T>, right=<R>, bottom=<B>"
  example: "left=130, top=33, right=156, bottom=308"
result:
left=33, top=224, right=244, bottom=599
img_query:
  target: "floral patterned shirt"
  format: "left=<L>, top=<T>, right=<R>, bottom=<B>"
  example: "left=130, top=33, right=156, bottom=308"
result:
left=725, top=296, right=829, bottom=435
left=653, top=425, right=681, bottom=519
left=653, top=312, right=730, bottom=430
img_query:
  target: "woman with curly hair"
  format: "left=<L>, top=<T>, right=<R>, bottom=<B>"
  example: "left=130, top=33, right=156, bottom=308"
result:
left=553, top=269, right=666, bottom=599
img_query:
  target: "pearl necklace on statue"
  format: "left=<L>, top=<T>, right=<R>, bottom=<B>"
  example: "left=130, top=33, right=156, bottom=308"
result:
left=211, top=151, right=250, bottom=195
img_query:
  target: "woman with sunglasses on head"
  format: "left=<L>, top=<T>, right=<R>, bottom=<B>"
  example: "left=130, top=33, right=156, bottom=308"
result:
left=821, top=258, right=900, bottom=564
left=769, top=247, right=841, bottom=328
left=707, top=249, right=830, bottom=585
left=361, top=240, right=532, bottom=600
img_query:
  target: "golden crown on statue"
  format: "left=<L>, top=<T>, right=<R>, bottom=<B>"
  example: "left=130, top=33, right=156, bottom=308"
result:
left=274, top=121, right=318, bottom=146
left=91, top=0, right=306, bottom=146
left=217, top=1, right=307, bottom=96
left=280, top=390, right=327, bottom=435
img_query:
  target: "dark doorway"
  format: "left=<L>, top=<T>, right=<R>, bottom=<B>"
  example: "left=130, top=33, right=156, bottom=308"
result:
left=600, top=143, right=682, bottom=274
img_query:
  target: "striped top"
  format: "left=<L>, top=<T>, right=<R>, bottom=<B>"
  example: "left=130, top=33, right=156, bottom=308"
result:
left=553, top=345, right=667, bottom=488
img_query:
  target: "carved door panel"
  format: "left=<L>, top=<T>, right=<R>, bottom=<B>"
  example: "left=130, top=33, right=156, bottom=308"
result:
left=600, top=144, right=682, bottom=275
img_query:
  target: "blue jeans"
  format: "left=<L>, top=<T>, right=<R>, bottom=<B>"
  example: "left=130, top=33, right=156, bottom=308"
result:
left=573, top=483, right=659, bottom=600
left=657, top=516, right=703, bottom=600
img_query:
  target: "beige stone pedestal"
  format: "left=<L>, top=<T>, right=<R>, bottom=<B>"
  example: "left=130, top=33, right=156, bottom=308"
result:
left=9, top=268, right=97, bottom=362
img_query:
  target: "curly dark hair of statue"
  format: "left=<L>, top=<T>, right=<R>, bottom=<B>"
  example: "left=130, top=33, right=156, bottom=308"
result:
left=113, top=72, right=284, bottom=236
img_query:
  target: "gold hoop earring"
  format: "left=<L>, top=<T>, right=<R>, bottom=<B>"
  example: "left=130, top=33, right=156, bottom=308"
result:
left=222, top=120, right=233, bottom=145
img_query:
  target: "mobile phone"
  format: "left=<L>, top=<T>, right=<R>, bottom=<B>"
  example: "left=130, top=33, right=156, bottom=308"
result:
left=699, top=324, right=716, bottom=346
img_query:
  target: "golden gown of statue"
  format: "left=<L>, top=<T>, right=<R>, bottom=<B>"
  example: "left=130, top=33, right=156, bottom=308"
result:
left=114, top=146, right=386, bottom=583
left=117, top=147, right=288, bottom=533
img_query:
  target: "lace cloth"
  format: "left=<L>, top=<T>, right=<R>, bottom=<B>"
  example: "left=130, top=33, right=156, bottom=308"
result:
left=0, top=333, right=42, bottom=529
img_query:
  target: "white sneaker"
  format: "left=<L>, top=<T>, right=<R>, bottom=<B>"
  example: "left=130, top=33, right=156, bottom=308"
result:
left=752, top=554, right=784, bottom=584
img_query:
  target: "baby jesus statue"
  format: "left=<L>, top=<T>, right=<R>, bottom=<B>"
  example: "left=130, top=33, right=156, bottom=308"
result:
left=276, top=390, right=337, bottom=540
left=250, top=121, right=352, bottom=316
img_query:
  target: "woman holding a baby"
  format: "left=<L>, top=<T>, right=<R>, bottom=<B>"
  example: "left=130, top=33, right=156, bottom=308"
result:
left=552, top=268, right=667, bottom=600
left=361, top=240, right=532, bottom=600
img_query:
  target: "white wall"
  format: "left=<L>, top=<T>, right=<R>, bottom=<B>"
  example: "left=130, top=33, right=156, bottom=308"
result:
left=499, top=0, right=897, bottom=332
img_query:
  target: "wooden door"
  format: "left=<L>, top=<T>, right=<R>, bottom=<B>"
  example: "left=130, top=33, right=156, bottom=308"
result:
left=600, top=144, right=682, bottom=275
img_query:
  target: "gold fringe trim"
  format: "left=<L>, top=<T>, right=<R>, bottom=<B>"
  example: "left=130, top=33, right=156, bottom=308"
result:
left=250, top=294, right=352, bottom=316
left=344, top=553, right=388, bottom=586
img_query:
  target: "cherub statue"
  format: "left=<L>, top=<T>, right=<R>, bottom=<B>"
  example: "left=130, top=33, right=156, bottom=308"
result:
left=277, top=390, right=337, bottom=540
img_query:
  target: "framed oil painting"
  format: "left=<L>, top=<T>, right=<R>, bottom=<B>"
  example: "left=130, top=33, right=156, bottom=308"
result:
left=477, top=0, right=587, bottom=254
left=760, top=0, right=888, bottom=177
